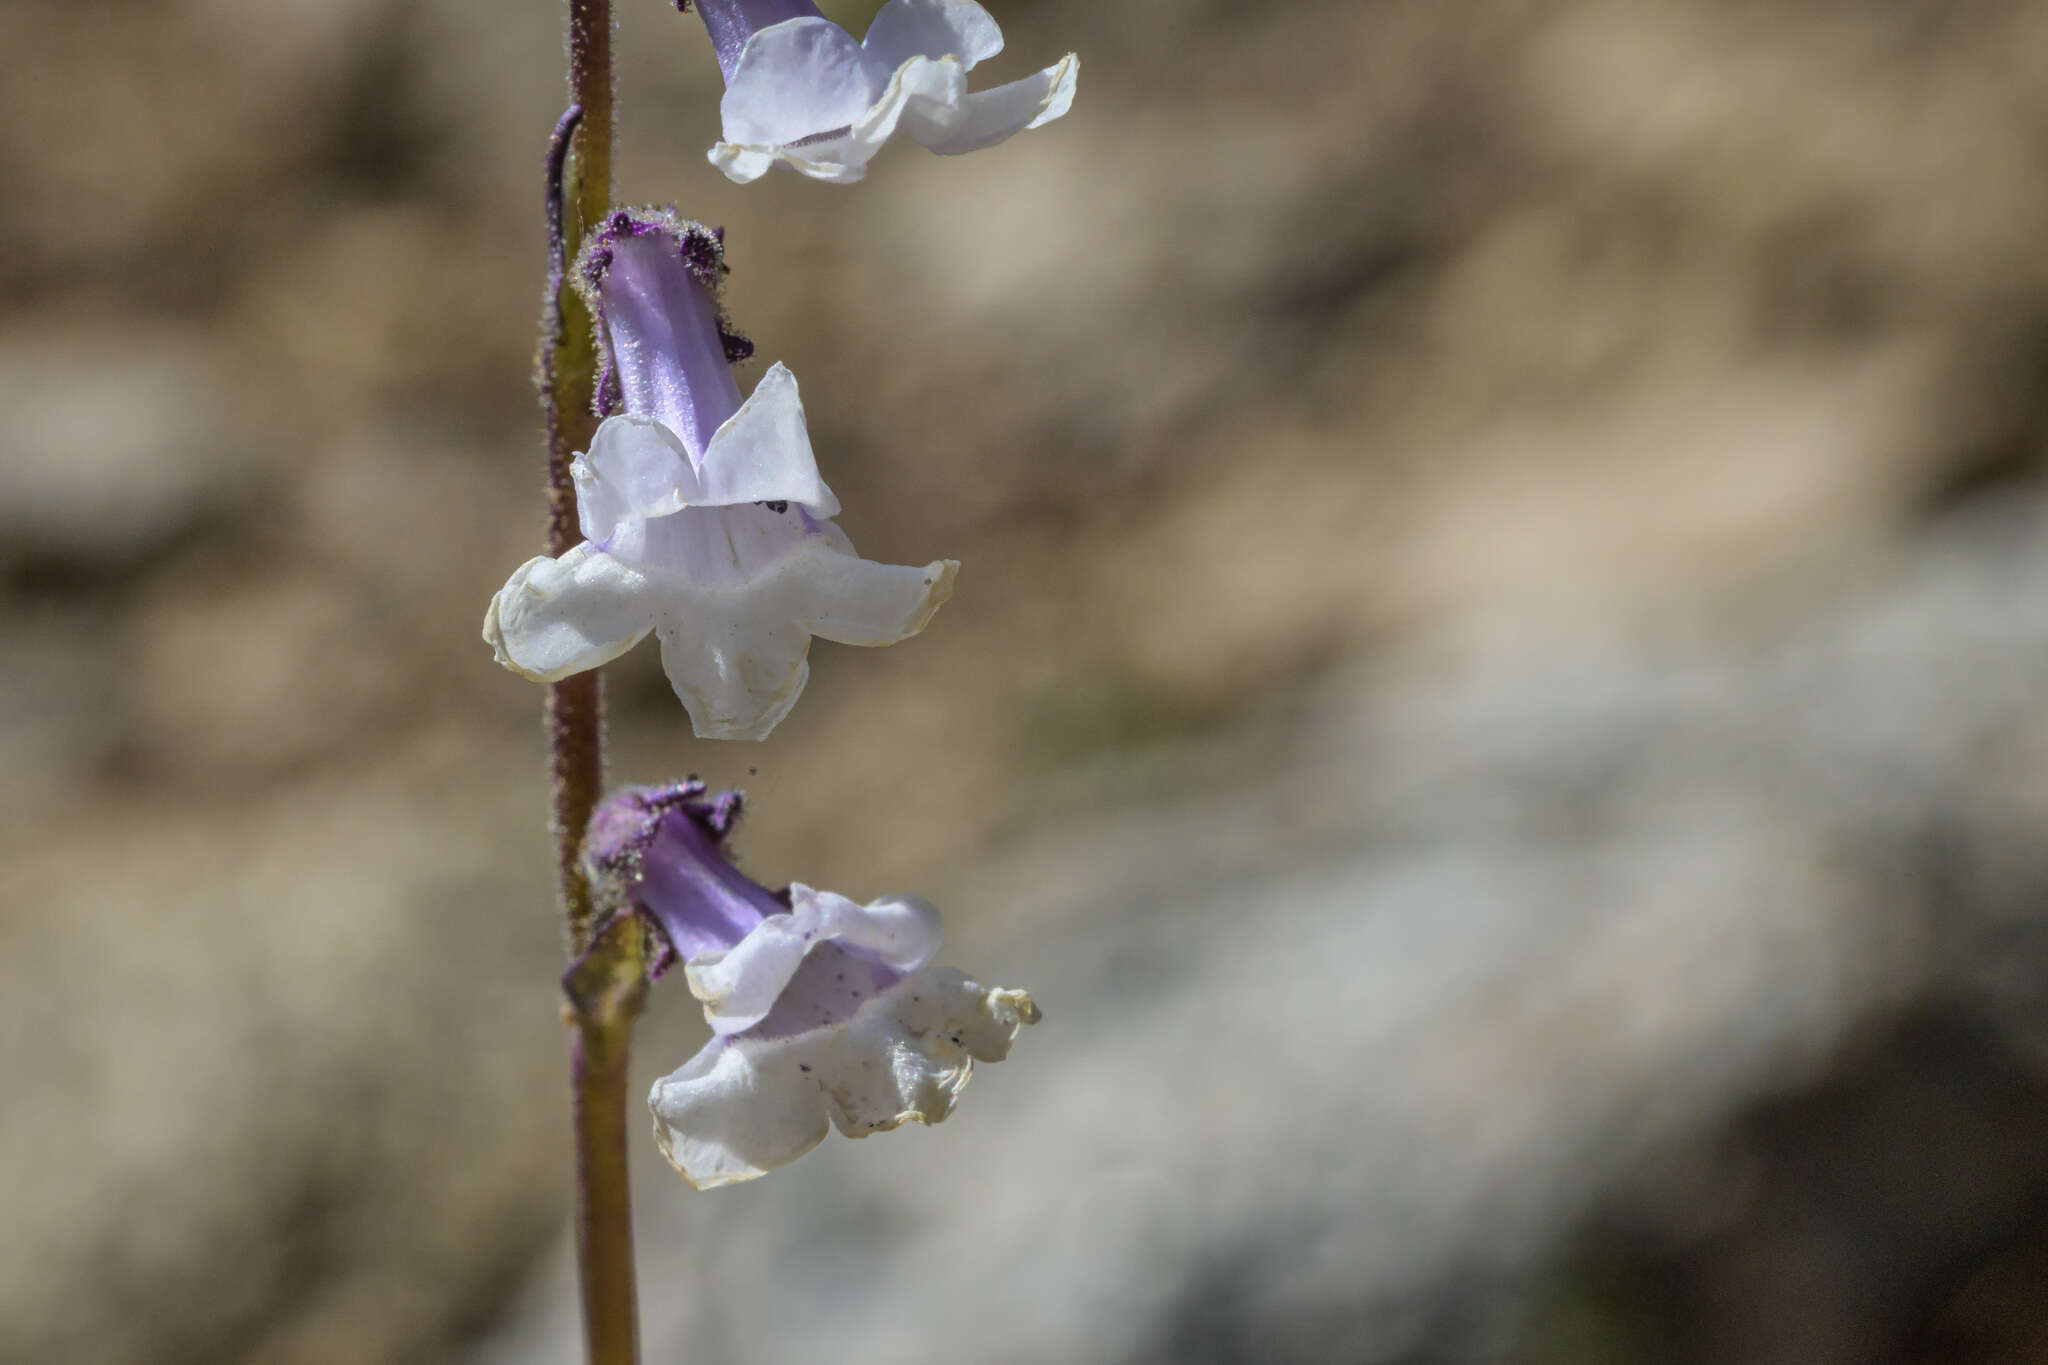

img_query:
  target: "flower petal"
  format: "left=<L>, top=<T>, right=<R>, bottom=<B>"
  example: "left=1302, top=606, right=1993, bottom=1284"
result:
left=694, top=0, right=830, bottom=85
left=720, top=17, right=885, bottom=147
left=484, top=544, right=654, bottom=682
left=710, top=55, right=966, bottom=185
left=849, top=54, right=969, bottom=157
left=650, top=1037, right=830, bottom=1190
left=706, top=141, right=784, bottom=186
left=618, top=501, right=806, bottom=588
left=648, top=966, right=1039, bottom=1188
left=695, top=362, right=841, bottom=514
left=816, top=968, right=1036, bottom=1138
left=861, top=0, right=1004, bottom=72
left=785, top=548, right=958, bottom=647
left=630, top=513, right=952, bottom=738
left=913, top=52, right=1077, bottom=156
left=897, top=969, right=1041, bottom=1066
left=655, top=613, right=811, bottom=742
left=685, top=887, right=943, bottom=1034
left=575, top=415, right=696, bottom=544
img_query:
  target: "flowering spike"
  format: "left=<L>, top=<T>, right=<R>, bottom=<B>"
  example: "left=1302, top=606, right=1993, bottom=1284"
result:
left=686, top=0, right=1079, bottom=184
left=485, top=209, right=957, bottom=741
left=584, top=784, right=1038, bottom=1189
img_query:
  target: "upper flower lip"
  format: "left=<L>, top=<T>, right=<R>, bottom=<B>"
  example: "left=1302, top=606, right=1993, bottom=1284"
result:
left=572, top=362, right=841, bottom=548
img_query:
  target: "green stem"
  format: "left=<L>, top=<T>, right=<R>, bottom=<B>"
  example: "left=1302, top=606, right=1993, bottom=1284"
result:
left=542, top=2, right=641, bottom=1362
left=562, top=914, right=648, bottom=1365
left=570, top=1006, right=640, bottom=1365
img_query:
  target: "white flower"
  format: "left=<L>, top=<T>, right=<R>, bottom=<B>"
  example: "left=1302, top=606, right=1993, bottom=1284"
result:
left=483, top=211, right=956, bottom=741
left=655, top=887, right=1038, bottom=1189
left=691, top=0, right=1078, bottom=184
left=583, top=783, right=1039, bottom=1190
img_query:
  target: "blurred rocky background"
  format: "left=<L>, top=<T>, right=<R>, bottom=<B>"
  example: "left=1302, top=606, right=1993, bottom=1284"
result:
left=6, top=0, right=2048, bottom=1361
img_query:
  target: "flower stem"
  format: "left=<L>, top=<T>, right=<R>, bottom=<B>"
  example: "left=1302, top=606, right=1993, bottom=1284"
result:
left=547, top=0, right=613, bottom=948
left=570, top=1005, right=640, bottom=1365
left=541, top=2, right=642, bottom=1362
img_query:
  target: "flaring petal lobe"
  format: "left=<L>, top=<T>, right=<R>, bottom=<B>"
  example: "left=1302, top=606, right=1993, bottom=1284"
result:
left=914, top=53, right=1077, bottom=156
left=861, top=0, right=1004, bottom=71
left=694, top=363, right=840, bottom=514
left=721, top=18, right=881, bottom=146
left=484, top=544, right=656, bottom=682
left=576, top=415, right=695, bottom=544
left=649, top=967, right=1039, bottom=1189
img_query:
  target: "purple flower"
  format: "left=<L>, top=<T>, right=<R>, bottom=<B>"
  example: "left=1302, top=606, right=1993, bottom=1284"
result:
left=587, top=783, right=1039, bottom=1189
left=685, top=0, right=1078, bottom=184
left=484, top=209, right=956, bottom=741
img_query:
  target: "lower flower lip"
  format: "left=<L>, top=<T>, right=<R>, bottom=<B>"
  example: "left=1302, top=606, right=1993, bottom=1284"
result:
left=648, top=963, right=1039, bottom=1189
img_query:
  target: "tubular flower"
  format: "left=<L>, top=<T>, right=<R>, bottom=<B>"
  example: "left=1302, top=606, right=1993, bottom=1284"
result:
left=483, top=209, right=956, bottom=741
left=684, top=0, right=1077, bottom=184
left=585, top=782, right=1039, bottom=1190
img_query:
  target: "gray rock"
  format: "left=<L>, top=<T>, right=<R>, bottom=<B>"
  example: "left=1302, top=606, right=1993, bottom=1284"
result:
left=0, top=328, right=247, bottom=572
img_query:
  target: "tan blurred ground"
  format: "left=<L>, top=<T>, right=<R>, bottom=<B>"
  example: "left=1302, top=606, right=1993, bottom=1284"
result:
left=6, top=1, right=2048, bottom=1362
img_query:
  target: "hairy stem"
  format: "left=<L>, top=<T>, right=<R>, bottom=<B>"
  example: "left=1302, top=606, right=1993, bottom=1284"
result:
left=571, top=1007, right=640, bottom=1365
left=541, top=3, right=641, bottom=1363
left=546, top=0, right=613, bottom=955
left=562, top=912, right=648, bottom=1365
left=548, top=673, right=605, bottom=947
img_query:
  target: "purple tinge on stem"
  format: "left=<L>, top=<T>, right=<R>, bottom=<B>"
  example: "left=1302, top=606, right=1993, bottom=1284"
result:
left=585, top=782, right=779, bottom=967
left=683, top=0, right=827, bottom=84
left=576, top=210, right=754, bottom=455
